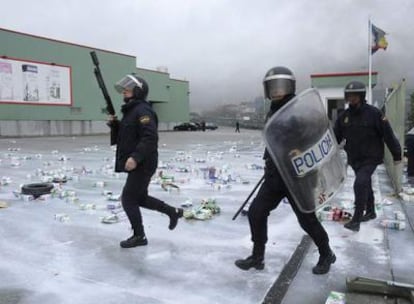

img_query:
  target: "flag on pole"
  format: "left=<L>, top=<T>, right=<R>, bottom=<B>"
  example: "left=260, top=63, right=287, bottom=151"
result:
left=371, top=23, right=388, bottom=54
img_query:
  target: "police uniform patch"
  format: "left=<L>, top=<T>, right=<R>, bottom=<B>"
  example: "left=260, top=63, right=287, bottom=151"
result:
left=139, top=115, right=151, bottom=124
left=344, top=116, right=349, bottom=124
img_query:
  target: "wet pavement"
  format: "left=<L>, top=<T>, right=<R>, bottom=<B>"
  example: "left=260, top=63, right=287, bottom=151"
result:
left=281, top=164, right=414, bottom=304
left=0, top=127, right=413, bottom=304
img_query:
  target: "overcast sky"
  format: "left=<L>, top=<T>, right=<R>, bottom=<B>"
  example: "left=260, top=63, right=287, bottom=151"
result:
left=1, top=0, right=413, bottom=111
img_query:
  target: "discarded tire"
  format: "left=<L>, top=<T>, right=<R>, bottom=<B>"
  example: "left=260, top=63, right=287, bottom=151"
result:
left=21, top=183, right=54, bottom=198
left=52, top=177, right=68, bottom=184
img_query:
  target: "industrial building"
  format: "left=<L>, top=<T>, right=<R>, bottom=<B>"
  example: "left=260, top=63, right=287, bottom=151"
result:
left=0, top=27, right=190, bottom=137
left=310, top=71, right=378, bottom=122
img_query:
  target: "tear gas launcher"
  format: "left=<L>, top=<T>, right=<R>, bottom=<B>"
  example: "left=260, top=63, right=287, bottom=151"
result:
left=90, top=51, right=116, bottom=116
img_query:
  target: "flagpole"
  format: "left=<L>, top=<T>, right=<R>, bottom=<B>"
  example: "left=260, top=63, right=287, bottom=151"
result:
left=368, top=18, right=373, bottom=105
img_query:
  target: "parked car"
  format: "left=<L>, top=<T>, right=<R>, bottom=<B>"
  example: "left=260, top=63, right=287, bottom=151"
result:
left=205, top=122, right=218, bottom=130
left=173, top=122, right=199, bottom=131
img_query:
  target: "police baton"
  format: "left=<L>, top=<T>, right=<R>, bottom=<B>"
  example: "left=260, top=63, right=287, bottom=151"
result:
left=232, top=175, right=265, bottom=220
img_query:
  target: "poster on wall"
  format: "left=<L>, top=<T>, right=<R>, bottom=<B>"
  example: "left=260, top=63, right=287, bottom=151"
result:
left=0, top=57, right=72, bottom=106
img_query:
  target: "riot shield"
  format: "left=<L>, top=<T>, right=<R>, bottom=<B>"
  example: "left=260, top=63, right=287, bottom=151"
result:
left=263, top=88, right=346, bottom=213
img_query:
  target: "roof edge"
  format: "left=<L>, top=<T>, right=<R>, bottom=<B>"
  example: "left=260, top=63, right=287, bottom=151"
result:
left=0, top=27, right=136, bottom=58
left=311, top=71, right=378, bottom=78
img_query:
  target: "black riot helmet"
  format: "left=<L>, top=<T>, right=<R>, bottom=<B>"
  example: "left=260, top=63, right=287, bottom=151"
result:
left=115, top=74, right=149, bottom=100
left=263, top=66, right=296, bottom=101
left=344, top=81, right=366, bottom=102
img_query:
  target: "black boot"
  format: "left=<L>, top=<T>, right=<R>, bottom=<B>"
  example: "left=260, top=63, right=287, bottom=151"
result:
left=120, top=234, right=148, bottom=248
left=235, top=255, right=264, bottom=270
left=360, top=212, right=376, bottom=222
left=344, top=220, right=360, bottom=232
left=312, top=250, right=336, bottom=274
left=148, top=199, right=184, bottom=230
left=167, top=207, right=184, bottom=230
left=345, top=206, right=363, bottom=232
left=235, top=243, right=265, bottom=270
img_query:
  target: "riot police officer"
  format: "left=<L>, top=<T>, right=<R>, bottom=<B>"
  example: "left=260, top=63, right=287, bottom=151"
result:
left=334, top=81, right=402, bottom=232
left=235, top=67, right=336, bottom=275
left=108, top=74, right=183, bottom=248
left=406, top=128, right=414, bottom=177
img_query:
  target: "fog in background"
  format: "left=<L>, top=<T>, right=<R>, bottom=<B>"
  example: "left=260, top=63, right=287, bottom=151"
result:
left=2, top=0, right=413, bottom=111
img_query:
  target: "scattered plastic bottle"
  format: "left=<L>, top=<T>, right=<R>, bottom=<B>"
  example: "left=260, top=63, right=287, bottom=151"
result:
left=380, top=219, right=405, bottom=230
left=55, top=213, right=70, bottom=222
left=107, top=202, right=121, bottom=210
left=79, top=203, right=96, bottom=210
left=394, top=210, right=406, bottom=221
left=94, top=181, right=106, bottom=188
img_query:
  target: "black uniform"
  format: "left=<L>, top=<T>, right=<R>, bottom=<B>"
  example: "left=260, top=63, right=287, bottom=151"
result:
left=235, top=66, right=335, bottom=274
left=405, top=131, right=414, bottom=177
left=112, top=99, right=158, bottom=173
left=334, top=101, right=401, bottom=221
left=111, top=98, right=179, bottom=237
left=248, top=95, right=331, bottom=260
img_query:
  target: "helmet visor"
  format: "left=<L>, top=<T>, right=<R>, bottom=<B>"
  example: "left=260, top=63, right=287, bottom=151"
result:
left=344, top=92, right=364, bottom=103
left=114, top=75, right=141, bottom=93
left=264, top=79, right=295, bottom=100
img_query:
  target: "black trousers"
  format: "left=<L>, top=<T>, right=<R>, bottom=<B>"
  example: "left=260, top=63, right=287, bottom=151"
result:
left=247, top=173, right=331, bottom=257
left=407, top=153, right=414, bottom=177
left=406, top=135, right=414, bottom=176
left=351, top=164, right=377, bottom=221
left=121, top=168, right=168, bottom=235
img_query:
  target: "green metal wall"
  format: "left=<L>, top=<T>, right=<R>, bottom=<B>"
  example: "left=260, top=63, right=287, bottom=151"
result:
left=160, top=79, right=190, bottom=122
left=136, top=68, right=170, bottom=103
left=136, top=68, right=189, bottom=122
left=0, top=28, right=136, bottom=121
left=0, top=28, right=189, bottom=125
